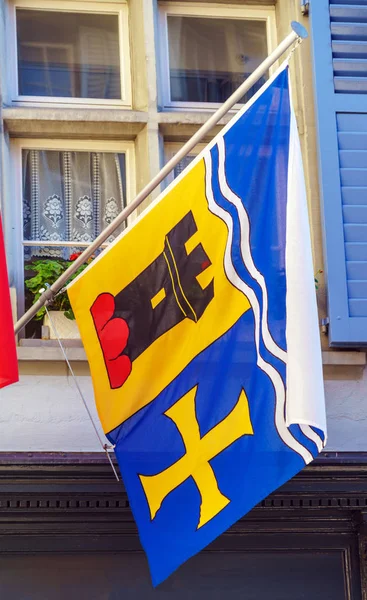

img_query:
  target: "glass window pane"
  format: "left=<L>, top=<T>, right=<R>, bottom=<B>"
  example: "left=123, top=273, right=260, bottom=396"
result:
left=16, top=10, right=121, bottom=99
left=22, top=149, right=127, bottom=261
left=167, top=17, right=268, bottom=103
left=173, top=155, right=196, bottom=178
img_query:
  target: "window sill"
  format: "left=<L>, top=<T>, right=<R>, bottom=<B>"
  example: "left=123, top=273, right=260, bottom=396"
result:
left=16, top=343, right=367, bottom=367
left=3, top=107, right=148, bottom=139
left=158, top=110, right=233, bottom=139
left=18, top=339, right=86, bottom=362
left=321, top=350, right=366, bottom=367
left=322, top=350, right=366, bottom=381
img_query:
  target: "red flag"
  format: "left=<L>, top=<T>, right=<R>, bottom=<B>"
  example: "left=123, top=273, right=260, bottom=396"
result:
left=0, top=215, right=18, bottom=389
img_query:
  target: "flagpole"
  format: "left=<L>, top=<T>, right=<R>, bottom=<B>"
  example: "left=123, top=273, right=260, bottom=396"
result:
left=14, top=21, right=308, bottom=335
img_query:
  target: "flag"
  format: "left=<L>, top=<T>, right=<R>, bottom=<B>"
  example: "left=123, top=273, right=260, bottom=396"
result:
left=68, top=64, right=327, bottom=586
left=0, top=214, right=18, bottom=389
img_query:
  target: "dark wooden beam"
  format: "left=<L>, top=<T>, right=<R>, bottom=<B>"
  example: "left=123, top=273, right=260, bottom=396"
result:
left=0, top=452, right=366, bottom=528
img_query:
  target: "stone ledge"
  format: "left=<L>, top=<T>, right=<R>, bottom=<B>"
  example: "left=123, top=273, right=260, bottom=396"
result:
left=17, top=345, right=87, bottom=362
left=157, top=111, right=233, bottom=124
left=3, top=107, right=148, bottom=123
left=17, top=345, right=367, bottom=366
left=322, top=350, right=366, bottom=366
left=3, top=107, right=148, bottom=139
left=157, top=110, right=233, bottom=140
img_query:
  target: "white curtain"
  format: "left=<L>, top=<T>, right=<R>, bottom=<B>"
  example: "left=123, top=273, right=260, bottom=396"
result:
left=173, top=155, right=196, bottom=178
left=23, top=150, right=126, bottom=259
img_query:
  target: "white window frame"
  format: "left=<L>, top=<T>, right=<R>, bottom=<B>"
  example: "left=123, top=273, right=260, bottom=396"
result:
left=158, top=2, right=277, bottom=111
left=8, top=0, right=132, bottom=108
left=11, top=138, right=136, bottom=321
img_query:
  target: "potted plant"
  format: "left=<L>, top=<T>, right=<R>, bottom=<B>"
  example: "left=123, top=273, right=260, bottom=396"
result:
left=25, top=252, right=92, bottom=339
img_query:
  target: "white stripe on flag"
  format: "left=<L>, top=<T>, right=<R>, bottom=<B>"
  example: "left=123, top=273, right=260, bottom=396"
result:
left=204, top=149, right=314, bottom=465
left=285, top=97, right=327, bottom=440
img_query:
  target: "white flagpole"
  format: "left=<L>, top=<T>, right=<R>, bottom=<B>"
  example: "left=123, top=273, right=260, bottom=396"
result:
left=14, top=21, right=308, bottom=334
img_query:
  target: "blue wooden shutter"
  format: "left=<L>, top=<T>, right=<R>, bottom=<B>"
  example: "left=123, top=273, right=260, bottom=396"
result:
left=311, top=0, right=367, bottom=345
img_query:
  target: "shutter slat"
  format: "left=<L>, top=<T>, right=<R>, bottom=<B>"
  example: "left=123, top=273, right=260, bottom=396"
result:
left=339, top=151, right=367, bottom=168
left=341, top=169, right=367, bottom=186
left=330, top=6, right=367, bottom=21
left=342, top=187, right=367, bottom=204
left=338, top=112, right=367, bottom=130
left=334, top=58, right=367, bottom=75
left=344, top=223, right=367, bottom=242
left=346, top=261, right=367, bottom=279
left=347, top=279, right=367, bottom=298
left=338, top=131, right=367, bottom=149
left=331, top=0, right=367, bottom=4
left=335, top=76, right=367, bottom=93
left=332, top=40, right=367, bottom=58
left=331, top=23, right=367, bottom=41
left=343, top=205, right=367, bottom=222
left=345, top=242, right=367, bottom=260
left=349, top=298, right=367, bottom=316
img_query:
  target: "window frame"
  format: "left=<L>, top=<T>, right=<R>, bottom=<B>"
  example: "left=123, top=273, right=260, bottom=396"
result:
left=8, top=0, right=132, bottom=108
left=158, top=2, right=277, bottom=111
left=11, top=137, right=136, bottom=323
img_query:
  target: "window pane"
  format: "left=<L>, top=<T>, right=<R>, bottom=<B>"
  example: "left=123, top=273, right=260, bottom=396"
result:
left=22, top=149, right=127, bottom=261
left=173, top=154, right=196, bottom=178
left=167, top=17, right=268, bottom=103
left=16, top=10, right=121, bottom=99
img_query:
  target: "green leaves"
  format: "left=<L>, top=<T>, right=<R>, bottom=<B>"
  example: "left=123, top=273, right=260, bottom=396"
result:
left=25, top=258, right=91, bottom=320
left=314, top=269, right=323, bottom=291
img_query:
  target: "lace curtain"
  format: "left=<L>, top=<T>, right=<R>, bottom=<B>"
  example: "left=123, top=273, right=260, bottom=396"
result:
left=23, top=150, right=126, bottom=259
left=173, top=155, right=196, bottom=178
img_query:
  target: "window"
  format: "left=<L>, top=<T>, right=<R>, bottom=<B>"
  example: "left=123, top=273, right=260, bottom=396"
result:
left=9, top=0, right=131, bottom=106
left=158, top=4, right=276, bottom=109
left=164, top=142, right=206, bottom=186
left=12, top=139, right=135, bottom=329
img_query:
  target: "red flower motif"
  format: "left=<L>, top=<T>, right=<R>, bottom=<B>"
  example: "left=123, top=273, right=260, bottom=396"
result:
left=90, top=293, right=132, bottom=389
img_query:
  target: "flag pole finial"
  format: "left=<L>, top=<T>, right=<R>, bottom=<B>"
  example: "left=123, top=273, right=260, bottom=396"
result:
left=291, top=21, right=308, bottom=40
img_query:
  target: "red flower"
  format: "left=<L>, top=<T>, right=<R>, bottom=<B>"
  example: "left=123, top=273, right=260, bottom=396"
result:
left=70, top=252, right=82, bottom=261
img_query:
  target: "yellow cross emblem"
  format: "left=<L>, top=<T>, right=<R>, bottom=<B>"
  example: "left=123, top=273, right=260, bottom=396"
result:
left=139, top=386, right=253, bottom=529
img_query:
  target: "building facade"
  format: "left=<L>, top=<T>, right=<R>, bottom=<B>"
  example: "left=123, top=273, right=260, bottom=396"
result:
left=0, top=0, right=366, bottom=597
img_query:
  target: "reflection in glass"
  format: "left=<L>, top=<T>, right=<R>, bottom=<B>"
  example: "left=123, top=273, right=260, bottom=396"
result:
left=16, top=10, right=121, bottom=99
left=167, top=17, right=268, bottom=103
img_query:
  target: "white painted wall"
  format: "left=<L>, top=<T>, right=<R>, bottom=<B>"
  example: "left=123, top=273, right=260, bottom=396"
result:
left=0, top=370, right=366, bottom=452
left=325, top=371, right=367, bottom=452
left=0, top=373, right=104, bottom=452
